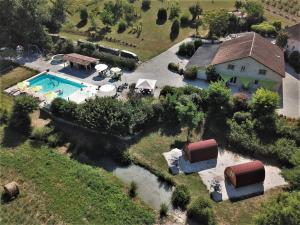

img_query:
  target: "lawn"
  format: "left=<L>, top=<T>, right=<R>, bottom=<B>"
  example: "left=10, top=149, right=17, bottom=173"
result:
left=60, top=0, right=236, bottom=61
left=128, top=126, right=283, bottom=225
left=0, top=126, right=155, bottom=225
left=0, top=64, right=38, bottom=111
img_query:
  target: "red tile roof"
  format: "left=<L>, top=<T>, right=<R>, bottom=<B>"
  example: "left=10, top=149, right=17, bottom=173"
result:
left=211, top=32, right=285, bottom=77
left=63, top=53, right=98, bottom=66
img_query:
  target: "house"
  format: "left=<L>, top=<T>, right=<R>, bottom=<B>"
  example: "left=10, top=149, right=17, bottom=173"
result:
left=187, top=32, right=285, bottom=91
left=286, top=23, right=300, bottom=53
left=63, top=53, right=99, bottom=70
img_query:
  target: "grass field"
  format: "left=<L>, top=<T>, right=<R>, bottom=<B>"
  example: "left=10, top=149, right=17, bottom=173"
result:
left=0, top=126, right=155, bottom=225
left=60, top=0, right=236, bottom=61
left=128, top=126, right=283, bottom=225
left=0, top=65, right=38, bottom=111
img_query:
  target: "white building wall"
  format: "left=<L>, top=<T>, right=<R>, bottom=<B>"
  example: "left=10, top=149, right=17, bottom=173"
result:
left=213, top=57, right=283, bottom=90
left=287, top=39, right=300, bottom=53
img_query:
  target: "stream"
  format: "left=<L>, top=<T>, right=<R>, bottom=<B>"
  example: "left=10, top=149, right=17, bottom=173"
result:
left=97, top=157, right=174, bottom=210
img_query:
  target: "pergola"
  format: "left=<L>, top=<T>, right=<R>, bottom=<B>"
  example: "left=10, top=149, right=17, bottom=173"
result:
left=63, top=53, right=98, bottom=70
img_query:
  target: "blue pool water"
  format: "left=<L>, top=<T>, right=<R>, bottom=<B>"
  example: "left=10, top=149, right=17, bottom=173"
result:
left=28, top=73, right=86, bottom=99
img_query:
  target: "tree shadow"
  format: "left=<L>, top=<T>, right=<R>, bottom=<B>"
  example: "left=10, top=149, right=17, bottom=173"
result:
left=156, top=18, right=167, bottom=25
left=76, top=20, right=87, bottom=28
left=1, top=126, right=27, bottom=148
left=170, top=32, right=179, bottom=41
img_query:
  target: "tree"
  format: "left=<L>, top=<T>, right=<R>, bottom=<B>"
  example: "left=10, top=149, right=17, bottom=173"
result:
left=175, top=98, right=204, bottom=140
left=157, top=8, right=168, bottom=23
left=252, top=88, right=279, bottom=134
left=141, top=0, right=151, bottom=11
left=187, top=197, right=216, bottom=225
left=189, top=2, right=203, bottom=21
left=234, top=0, right=243, bottom=11
left=205, top=65, right=219, bottom=83
left=169, top=2, right=181, bottom=20
left=276, top=31, right=289, bottom=48
left=0, top=0, right=52, bottom=49
left=100, top=9, right=115, bottom=27
left=243, top=1, right=264, bottom=28
left=204, top=9, right=230, bottom=38
left=48, top=0, right=67, bottom=33
left=255, top=192, right=300, bottom=225
left=9, top=95, right=38, bottom=134
left=170, top=19, right=180, bottom=40
left=80, top=8, right=88, bottom=22
left=207, top=81, right=232, bottom=120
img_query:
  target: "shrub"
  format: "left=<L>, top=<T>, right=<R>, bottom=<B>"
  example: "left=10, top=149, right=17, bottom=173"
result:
left=157, top=8, right=167, bottom=22
left=129, top=181, right=137, bottom=198
left=272, top=138, right=298, bottom=164
left=80, top=8, right=88, bottom=22
left=180, top=14, right=189, bottom=26
left=205, top=65, right=219, bottom=83
left=251, top=22, right=276, bottom=36
left=50, top=98, right=78, bottom=121
left=170, top=19, right=180, bottom=39
left=289, top=51, right=300, bottom=73
left=160, top=86, right=177, bottom=97
left=194, top=39, right=203, bottom=49
left=168, top=62, right=179, bottom=72
left=118, top=20, right=127, bottom=33
left=47, top=133, right=61, bottom=147
left=159, top=203, right=168, bottom=218
left=233, top=92, right=249, bottom=112
left=0, top=108, right=9, bottom=125
left=187, top=197, right=216, bottom=225
left=52, top=39, right=74, bottom=54
left=31, top=126, right=54, bottom=142
left=9, top=95, right=38, bottom=134
left=171, top=185, right=191, bottom=209
left=233, top=111, right=252, bottom=124
left=141, top=0, right=151, bottom=10
left=183, top=66, right=198, bottom=80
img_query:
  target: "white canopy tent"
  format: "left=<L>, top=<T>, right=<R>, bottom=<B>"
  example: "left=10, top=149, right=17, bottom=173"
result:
left=135, top=79, right=157, bottom=91
left=97, top=84, right=117, bottom=97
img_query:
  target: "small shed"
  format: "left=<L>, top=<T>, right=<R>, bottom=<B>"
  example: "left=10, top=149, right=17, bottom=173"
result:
left=63, top=53, right=98, bottom=70
left=224, top=160, right=265, bottom=188
left=184, top=139, right=218, bottom=163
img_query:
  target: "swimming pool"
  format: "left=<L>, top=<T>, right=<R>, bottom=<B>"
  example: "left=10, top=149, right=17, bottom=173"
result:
left=28, top=73, right=86, bottom=99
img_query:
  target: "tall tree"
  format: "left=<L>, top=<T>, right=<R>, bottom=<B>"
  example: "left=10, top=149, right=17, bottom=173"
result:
left=204, top=9, right=230, bottom=38
left=0, top=0, right=52, bottom=49
left=234, top=0, right=243, bottom=11
left=276, top=31, right=289, bottom=48
left=47, top=0, right=67, bottom=33
left=176, top=98, right=204, bottom=140
left=189, top=2, right=203, bottom=21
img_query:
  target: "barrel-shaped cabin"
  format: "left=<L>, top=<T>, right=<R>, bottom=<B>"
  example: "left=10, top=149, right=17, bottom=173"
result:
left=224, top=160, right=265, bottom=188
left=184, top=139, right=218, bottom=163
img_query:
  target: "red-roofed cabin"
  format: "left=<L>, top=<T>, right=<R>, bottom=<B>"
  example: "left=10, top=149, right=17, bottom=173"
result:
left=224, top=160, right=265, bottom=188
left=184, top=139, right=218, bottom=163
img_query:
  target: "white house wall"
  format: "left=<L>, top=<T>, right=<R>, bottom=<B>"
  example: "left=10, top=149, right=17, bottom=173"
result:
left=213, top=57, right=283, bottom=90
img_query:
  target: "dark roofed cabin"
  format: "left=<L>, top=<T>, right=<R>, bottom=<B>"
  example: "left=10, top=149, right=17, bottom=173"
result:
left=224, top=160, right=265, bottom=188
left=184, top=139, right=218, bottom=163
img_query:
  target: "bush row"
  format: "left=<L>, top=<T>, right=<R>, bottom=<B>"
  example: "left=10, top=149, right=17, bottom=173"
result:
left=177, top=39, right=203, bottom=57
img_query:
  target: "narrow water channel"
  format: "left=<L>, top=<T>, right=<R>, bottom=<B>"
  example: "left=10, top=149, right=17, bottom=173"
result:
left=97, top=158, right=174, bottom=210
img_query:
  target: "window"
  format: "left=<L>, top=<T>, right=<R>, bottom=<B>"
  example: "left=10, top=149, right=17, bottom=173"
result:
left=227, top=64, right=235, bottom=70
left=230, top=77, right=237, bottom=84
left=254, top=80, right=259, bottom=85
left=258, top=69, right=267, bottom=75
left=241, top=66, right=246, bottom=72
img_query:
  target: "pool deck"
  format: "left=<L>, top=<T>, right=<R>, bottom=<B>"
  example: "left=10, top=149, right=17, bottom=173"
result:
left=5, top=71, right=98, bottom=104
